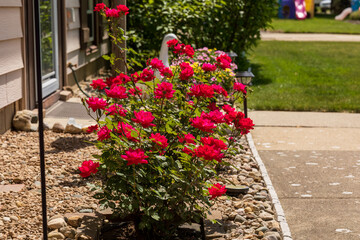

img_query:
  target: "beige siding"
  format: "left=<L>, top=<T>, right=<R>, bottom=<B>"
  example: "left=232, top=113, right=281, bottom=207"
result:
left=0, top=75, right=7, bottom=109
left=6, top=69, right=22, bottom=104
left=0, top=38, right=24, bottom=76
left=0, top=8, right=22, bottom=41
left=0, top=0, right=24, bottom=127
left=65, top=0, right=80, bottom=8
left=0, top=70, right=22, bottom=109
left=67, top=7, right=80, bottom=30
left=0, top=0, right=21, bottom=7
left=66, top=28, right=81, bottom=53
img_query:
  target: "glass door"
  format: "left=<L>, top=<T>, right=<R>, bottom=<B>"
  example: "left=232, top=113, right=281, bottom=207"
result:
left=40, top=0, right=59, bottom=97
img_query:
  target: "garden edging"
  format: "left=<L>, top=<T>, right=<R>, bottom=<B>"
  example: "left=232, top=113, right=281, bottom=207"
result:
left=246, top=133, right=293, bottom=240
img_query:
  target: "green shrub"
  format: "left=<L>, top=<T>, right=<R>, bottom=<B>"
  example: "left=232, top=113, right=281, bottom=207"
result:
left=127, top=0, right=277, bottom=71
left=349, top=10, right=360, bottom=20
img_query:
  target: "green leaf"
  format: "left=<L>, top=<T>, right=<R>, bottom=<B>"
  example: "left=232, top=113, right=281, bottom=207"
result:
left=151, top=212, right=160, bottom=221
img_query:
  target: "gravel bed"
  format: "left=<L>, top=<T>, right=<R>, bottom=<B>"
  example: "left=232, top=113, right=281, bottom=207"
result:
left=0, top=131, right=100, bottom=239
left=204, top=138, right=282, bottom=240
left=0, top=131, right=282, bottom=240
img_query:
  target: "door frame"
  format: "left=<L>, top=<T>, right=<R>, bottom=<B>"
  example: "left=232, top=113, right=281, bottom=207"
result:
left=24, top=0, right=67, bottom=109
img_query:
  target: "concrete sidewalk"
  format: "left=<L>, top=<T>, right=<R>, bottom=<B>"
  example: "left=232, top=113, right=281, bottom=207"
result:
left=261, top=32, right=360, bottom=42
left=249, top=111, right=360, bottom=240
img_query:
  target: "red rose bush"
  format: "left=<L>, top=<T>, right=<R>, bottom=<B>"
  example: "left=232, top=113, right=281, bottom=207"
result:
left=81, top=2, right=254, bottom=238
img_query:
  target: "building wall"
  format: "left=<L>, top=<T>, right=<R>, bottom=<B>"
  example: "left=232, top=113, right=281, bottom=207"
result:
left=65, top=0, right=110, bottom=85
left=0, top=0, right=24, bottom=133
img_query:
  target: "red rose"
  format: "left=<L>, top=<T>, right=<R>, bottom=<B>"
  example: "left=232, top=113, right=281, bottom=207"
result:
left=86, top=125, right=98, bottom=133
left=94, top=3, right=106, bottom=12
left=150, top=133, right=168, bottom=149
left=208, top=183, right=227, bottom=200
left=234, top=82, right=247, bottom=94
left=132, top=110, right=156, bottom=128
left=154, top=82, right=175, bottom=99
left=140, top=69, right=155, bottom=82
left=148, top=58, right=165, bottom=70
left=201, top=110, right=225, bottom=124
left=97, top=126, right=111, bottom=141
left=112, top=73, right=131, bottom=86
left=167, top=39, right=179, bottom=48
left=202, top=63, right=217, bottom=72
left=131, top=72, right=141, bottom=83
left=184, top=45, right=195, bottom=58
left=90, top=79, right=107, bottom=90
left=129, top=86, right=142, bottom=96
left=179, top=62, right=194, bottom=81
left=200, top=137, right=227, bottom=150
left=105, top=8, right=120, bottom=18
left=105, top=104, right=127, bottom=116
left=216, top=54, right=232, bottom=70
left=188, top=84, right=214, bottom=98
left=207, top=102, right=220, bottom=111
left=190, top=117, right=216, bottom=133
left=79, top=160, right=100, bottom=178
left=117, top=4, right=129, bottom=15
left=195, top=145, right=223, bottom=162
left=178, top=133, right=196, bottom=144
left=86, top=97, right=107, bottom=112
left=117, top=122, right=139, bottom=142
left=105, top=86, right=128, bottom=99
left=235, top=118, right=255, bottom=135
left=173, top=43, right=185, bottom=54
left=121, top=148, right=149, bottom=165
left=212, top=84, right=228, bottom=97
left=160, top=67, right=174, bottom=78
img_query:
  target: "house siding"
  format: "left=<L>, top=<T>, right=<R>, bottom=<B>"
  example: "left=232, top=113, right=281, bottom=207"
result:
left=65, top=0, right=110, bottom=79
left=0, top=1, right=24, bottom=133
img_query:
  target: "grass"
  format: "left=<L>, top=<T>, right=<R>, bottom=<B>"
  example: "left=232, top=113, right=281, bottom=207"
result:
left=270, top=14, right=360, bottom=34
left=246, top=41, right=360, bottom=112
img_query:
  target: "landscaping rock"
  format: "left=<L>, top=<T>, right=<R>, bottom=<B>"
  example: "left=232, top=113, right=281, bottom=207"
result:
left=12, top=110, right=33, bottom=131
left=52, top=123, right=65, bottom=133
left=263, top=231, right=281, bottom=240
left=48, top=231, right=65, bottom=239
left=48, top=218, right=67, bottom=229
left=67, top=215, right=83, bottom=228
left=65, top=118, right=83, bottom=134
left=59, top=227, right=76, bottom=238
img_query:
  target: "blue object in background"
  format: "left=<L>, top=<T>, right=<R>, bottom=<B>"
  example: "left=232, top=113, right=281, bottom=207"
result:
left=351, top=0, right=360, bottom=11
left=279, top=0, right=296, bottom=19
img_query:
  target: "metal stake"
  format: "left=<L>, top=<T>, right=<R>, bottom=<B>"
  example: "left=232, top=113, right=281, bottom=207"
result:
left=244, top=90, right=248, bottom=118
left=34, top=0, right=48, bottom=239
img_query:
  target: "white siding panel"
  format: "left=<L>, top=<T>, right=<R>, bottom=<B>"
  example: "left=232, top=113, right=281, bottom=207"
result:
left=6, top=69, right=22, bottom=104
left=0, top=0, right=21, bottom=7
left=65, top=0, right=80, bottom=8
left=0, top=75, right=7, bottom=109
left=66, top=29, right=81, bottom=53
left=0, top=38, right=24, bottom=76
left=100, top=41, right=109, bottom=55
left=0, top=8, right=23, bottom=41
left=67, top=8, right=80, bottom=30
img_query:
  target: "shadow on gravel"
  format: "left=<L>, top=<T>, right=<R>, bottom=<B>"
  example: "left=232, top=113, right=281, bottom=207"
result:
left=46, top=136, right=95, bottom=153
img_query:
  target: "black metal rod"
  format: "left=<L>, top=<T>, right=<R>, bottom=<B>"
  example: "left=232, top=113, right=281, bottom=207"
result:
left=34, top=0, right=48, bottom=239
left=244, top=93, right=248, bottom=118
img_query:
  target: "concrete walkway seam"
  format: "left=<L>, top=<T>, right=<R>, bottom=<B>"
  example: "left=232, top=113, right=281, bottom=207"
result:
left=247, top=133, right=293, bottom=240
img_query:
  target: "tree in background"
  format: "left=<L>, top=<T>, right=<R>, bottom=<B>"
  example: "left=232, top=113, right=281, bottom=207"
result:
left=127, top=0, right=277, bottom=71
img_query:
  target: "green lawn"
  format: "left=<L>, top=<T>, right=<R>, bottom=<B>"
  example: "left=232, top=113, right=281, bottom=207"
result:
left=247, top=41, right=360, bottom=112
left=270, top=14, right=360, bottom=34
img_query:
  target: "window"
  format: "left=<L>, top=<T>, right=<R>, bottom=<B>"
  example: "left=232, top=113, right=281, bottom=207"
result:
left=86, top=0, right=95, bottom=43
left=80, top=0, right=104, bottom=54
